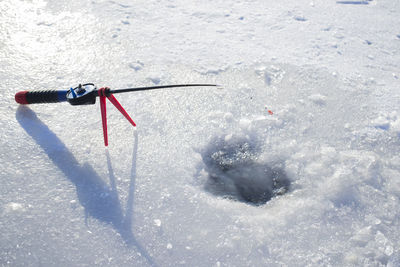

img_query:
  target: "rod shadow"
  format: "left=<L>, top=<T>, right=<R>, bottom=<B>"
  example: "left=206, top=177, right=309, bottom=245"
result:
left=16, top=106, right=156, bottom=266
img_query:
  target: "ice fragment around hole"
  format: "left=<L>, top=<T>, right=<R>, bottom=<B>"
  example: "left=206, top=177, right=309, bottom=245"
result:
left=200, top=135, right=290, bottom=205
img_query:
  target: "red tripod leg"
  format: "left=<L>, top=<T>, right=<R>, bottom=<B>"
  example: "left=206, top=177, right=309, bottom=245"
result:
left=107, top=94, right=136, bottom=127
left=98, top=88, right=108, bottom=146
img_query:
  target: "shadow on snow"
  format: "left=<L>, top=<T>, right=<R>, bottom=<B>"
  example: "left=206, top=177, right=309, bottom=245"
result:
left=16, top=106, right=157, bottom=267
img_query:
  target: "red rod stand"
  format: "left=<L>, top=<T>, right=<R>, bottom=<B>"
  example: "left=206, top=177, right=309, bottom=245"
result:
left=98, top=87, right=136, bottom=146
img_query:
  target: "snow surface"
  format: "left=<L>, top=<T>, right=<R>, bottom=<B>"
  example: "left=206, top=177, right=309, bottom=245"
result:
left=1, top=0, right=400, bottom=266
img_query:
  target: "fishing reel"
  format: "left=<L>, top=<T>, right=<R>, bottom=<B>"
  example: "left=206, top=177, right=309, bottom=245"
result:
left=66, top=83, right=97, bottom=106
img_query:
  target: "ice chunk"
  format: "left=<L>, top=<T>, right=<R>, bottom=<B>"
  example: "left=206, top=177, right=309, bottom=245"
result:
left=4, top=202, right=25, bottom=213
left=308, top=94, right=327, bottom=105
left=350, top=226, right=373, bottom=247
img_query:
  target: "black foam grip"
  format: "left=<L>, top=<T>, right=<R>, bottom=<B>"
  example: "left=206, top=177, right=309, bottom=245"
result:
left=25, top=90, right=60, bottom=104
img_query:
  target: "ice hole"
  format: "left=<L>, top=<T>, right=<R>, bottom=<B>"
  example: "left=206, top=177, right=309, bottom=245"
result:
left=201, top=136, right=291, bottom=205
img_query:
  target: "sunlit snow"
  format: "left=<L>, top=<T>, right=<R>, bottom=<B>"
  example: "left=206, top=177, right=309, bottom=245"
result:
left=1, top=0, right=400, bottom=266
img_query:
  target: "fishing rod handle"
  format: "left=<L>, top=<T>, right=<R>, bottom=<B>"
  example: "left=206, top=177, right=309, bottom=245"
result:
left=15, top=90, right=68, bottom=104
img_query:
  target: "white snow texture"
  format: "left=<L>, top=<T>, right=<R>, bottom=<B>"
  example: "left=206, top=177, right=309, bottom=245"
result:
left=1, top=0, right=400, bottom=266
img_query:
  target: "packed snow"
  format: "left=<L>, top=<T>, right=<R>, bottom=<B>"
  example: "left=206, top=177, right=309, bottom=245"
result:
left=1, top=0, right=400, bottom=266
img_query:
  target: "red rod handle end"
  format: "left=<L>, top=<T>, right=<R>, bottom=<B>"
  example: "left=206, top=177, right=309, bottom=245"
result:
left=15, top=91, right=29, bottom=104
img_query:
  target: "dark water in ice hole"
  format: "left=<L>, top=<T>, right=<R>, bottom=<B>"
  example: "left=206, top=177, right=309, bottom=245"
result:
left=201, top=136, right=291, bottom=205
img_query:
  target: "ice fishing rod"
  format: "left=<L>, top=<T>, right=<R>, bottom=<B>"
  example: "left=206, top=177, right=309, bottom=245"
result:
left=15, top=83, right=217, bottom=146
